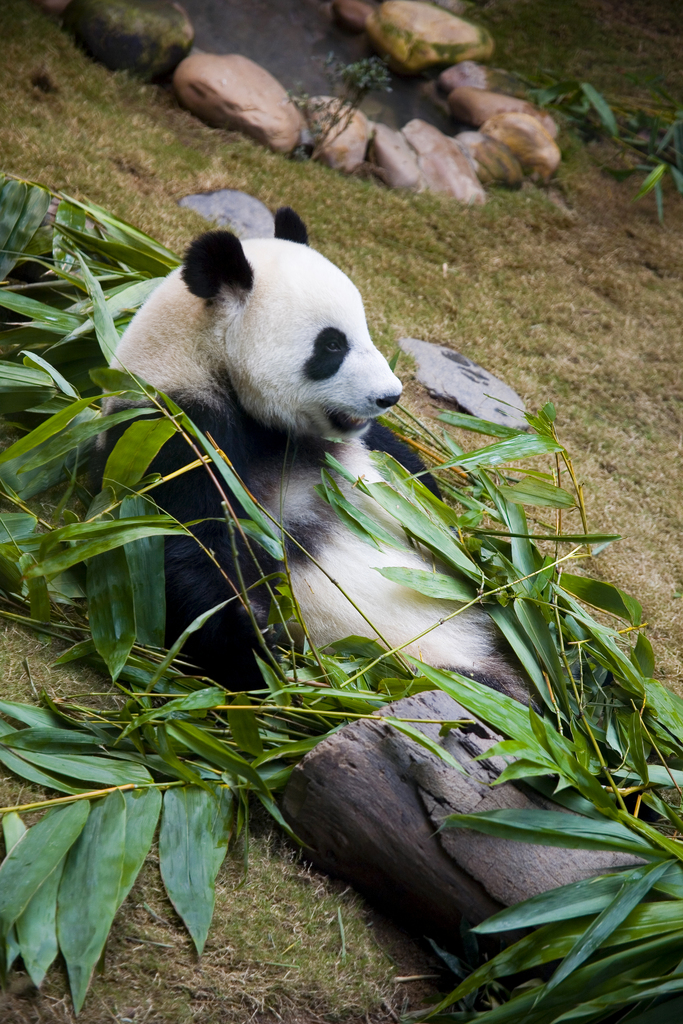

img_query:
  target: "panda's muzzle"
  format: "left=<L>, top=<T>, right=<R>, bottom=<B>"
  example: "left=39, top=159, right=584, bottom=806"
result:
left=326, top=410, right=371, bottom=433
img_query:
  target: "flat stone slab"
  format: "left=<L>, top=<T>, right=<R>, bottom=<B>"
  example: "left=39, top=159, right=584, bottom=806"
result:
left=398, top=337, right=527, bottom=430
left=178, top=189, right=274, bottom=238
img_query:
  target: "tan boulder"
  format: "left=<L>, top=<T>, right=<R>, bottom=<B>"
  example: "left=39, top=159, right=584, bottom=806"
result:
left=173, top=54, right=304, bottom=154
left=480, top=112, right=561, bottom=180
left=370, top=122, right=424, bottom=189
left=401, top=119, right=485, bottom=204
left=438, top=60, right=527, bottom=99
left=456, top=130, right=522, bottom=187
left=331, top=0, right=374, bottom=33
left=366, top=1, right=494, bottom=75
left=447, top=86, right=557, bottom=138
left=309, top=97, right=371, bottom=173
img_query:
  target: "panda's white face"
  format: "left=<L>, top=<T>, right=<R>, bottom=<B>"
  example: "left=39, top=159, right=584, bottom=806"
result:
left=112, top=217, right=402, bottom=440
left=226, top=238, right=402, bottom=437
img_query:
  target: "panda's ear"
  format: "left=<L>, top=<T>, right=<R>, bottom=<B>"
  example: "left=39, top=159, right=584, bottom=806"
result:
left=181, top=230, right=254, bottom=300
left=274, top=207, right=309, bottom=245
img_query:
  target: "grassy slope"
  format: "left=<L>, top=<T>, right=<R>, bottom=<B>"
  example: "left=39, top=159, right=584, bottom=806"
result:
left=2, top=0, right=683, bottom=1019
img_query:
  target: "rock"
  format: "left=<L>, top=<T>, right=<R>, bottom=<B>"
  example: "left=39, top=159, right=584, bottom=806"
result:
left=177, top=190, right=274, bottom=238
left=401, top=119, right=485, bottom=204
left=62, top=0, right=193, bottom=81
left=331, top=0, right=373, bottom=34
left=456, top=131, right=522, bottom=187
left=369, top=122, right=424, bottom=189
left=308, top=96, right=371, bottom=173
left=31, top=0, right=72, bottom=14
left=173, top=54, right=304, bottom=153
left=480, top=111, right=561, bottom=180
left=438, top=60, right=528, bottom=99
left=430, top=0, right=473, bottom=14
left=366, top=1, right=494, bottom=75
left=398, top=337, right=527, bottom=429
left=447, top=86, right=558, bottom=138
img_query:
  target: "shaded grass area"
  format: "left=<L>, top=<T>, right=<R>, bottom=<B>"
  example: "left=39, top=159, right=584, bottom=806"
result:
left=2, top=0, right=683, bottom=1018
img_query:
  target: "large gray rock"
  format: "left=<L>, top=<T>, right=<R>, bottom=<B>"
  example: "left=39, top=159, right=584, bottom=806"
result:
left=370, top=122, right=424, bottom=190
left=401, top=118, right=485, bottom=204
left=62, top=0, right=194, bottom=81
left=177, top=189, right=274, bottom=238
left=398, top=336, right=527, bottom=429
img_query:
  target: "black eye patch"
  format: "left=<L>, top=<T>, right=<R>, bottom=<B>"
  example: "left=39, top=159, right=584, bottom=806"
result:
left=304, top=327, right=350, bottom=381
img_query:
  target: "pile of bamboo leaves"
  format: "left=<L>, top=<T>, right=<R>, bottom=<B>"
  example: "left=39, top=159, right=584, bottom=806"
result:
left=1, top=174, right=683, bottom=1022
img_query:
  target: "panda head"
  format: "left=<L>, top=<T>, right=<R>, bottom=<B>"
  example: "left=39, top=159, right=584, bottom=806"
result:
left=115, top=208, right=402, bottom=439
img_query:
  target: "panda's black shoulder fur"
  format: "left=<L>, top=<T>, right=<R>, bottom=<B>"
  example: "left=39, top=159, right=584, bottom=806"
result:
left=94, top=394, right=438, bottom=688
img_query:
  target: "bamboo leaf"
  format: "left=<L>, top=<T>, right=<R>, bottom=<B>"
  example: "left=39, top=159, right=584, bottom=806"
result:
left=373, top=565, right=475, bottom=601
left=442, top=808, right=656, bottom=856
left=0, top=182, right=51, bottom=279
left=227, top=697, right=264, bottom=757
left=116, top=787, right=162, bottom=910
left=498, top=478, right=576, bottom=509
left=0, top=802, right=90, bottom=939
left=120, top=495, right=166, bottom=648
left=103, top=417, right=176, bottom=493
left=87, top=546, right=136, bottom=681
left=15, top=854, right=65, bottom=988
left=438, top=410, right=521, bottom=438
left=166, top=721, right=271, bottom=795
left=57, top=792, right=127, bottom=1013
left=440, top=433, right=563, bottom=471
left=0, top=289, right=84, bottom=333
left=158, top=785, right=232, bottom=953
left=542, top=859, right=672, bottom=995
left=580, top=82, right=618, bottom=136
left=76, top=253, right=121, bottom=363
left=19, top=406, right=157, bottom=474
left=0, top=395, right=102, bottom=467
left=560, top=573, right=642, bottom=625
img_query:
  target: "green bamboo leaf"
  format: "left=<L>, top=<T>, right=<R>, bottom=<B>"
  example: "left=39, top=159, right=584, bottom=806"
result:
left=580, top=82, right=618, bottom=136
left=15, top=854, right=65, bottom=988
left=498, top=478, right=576, bottom=509
left=0, top=360, right=56, bottom=414
left=155, top=726, right=211, bottom=789
left=0, top=180, right=28, bottom=270
left=120, top=687, right=225, bottom=735
left=159, top=785, right=232, bottom=953
left=474, top=871, right=634, bottom=933
left=227, top=697, right=264, bottom=757
left=0, top=395, right=102, bottom=467
left=19, top=406, right=157, bottom=474
left=0, top=802, right=90, bottom=939
left=166, top=721, right=271, bottom=795
left=0, top=719, right=84, bottom=793
left=560, top=573, right=642, bottom=625
left=542, top=859, right=672, bottom=996
left=373, top=565, right=476, bottom=601
left=87, top=545, right=136, bottom=680
left=487, top=603, right=549, bottom=696
left=2, top=727, right=100, bottom=753
left=0, top=182, right=50, bottom=280
left=632, top=632, right=655, bottom=679
left=57, top=191, right=179, bottom=265
left=2, top=812, right=26, bottom=978
left=412, top=661, right=540, bottom=750
left=441, top=808, right=656, bottom=856
left=22, top=350, right=80, bottom=399
left=0, top=289, right=84, bottom=334
left=103, top=417, right=176, bottom=493
left=385, top=717, right=468, bottom=775
left=440, top=433, right=563, bottom=471
left=57, top=792, right=127, bottom=1013
left=438, top=410, right=521, bottom=438
left=615, top=995, right=683, bottom=1024
left=0, top=699, right=61, bottom=728
left=362, top=481, right=480, bottom=581
left=25, top=518, right=185, bottom=579
left=634, top=162, right=668, bottom=201
left=116, top=787, right=162, bottom=910
left=120, top=495, right=166, bottom=648
left=61, top=223, right=176, bottom=278
left=628, top=711, right=649, bottom=785
left=514, top=598, right=566, bottom=696
left=3, top=747, right=152, bottom=786
left=76, top=253, right=121, bottom=363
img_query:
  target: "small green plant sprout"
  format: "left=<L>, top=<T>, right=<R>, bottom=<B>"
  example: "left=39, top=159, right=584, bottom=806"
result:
left=529, top=75, right=683, bottom=222
left=305, top=53, right=392, bottom=162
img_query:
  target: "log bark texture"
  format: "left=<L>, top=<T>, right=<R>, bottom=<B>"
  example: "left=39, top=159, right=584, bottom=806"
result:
left=282, top=690, right=639, bottom=937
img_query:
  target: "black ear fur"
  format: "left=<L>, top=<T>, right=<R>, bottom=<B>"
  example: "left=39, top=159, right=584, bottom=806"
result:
left=181, top=230, right=254, bottom=300
left=274, top=207, right=309, bottom=245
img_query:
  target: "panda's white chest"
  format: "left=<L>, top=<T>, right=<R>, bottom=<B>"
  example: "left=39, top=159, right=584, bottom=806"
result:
left=266, top=440, right=497, bottom=675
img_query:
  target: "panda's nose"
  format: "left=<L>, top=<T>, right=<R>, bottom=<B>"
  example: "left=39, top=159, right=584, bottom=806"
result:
left=376, top=393, right=401, bottom=409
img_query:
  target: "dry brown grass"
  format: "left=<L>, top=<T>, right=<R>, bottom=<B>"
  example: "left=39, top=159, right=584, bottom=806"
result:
left=2, top=0, right=683, bottom=1017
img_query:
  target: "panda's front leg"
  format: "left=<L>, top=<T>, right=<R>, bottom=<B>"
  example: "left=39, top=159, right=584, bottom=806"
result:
left=163, top=526, right=275, bottom=690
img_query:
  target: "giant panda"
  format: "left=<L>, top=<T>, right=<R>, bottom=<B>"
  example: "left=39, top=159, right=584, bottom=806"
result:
left=97, top=208, right=526, bottom=700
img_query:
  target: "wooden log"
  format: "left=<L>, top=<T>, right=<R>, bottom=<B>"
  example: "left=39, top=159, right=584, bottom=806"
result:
left=282, top=689, right=640, bottom=938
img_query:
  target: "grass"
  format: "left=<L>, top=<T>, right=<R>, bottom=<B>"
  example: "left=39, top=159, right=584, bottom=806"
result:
left=2, top=0, right=683, bottom=1018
